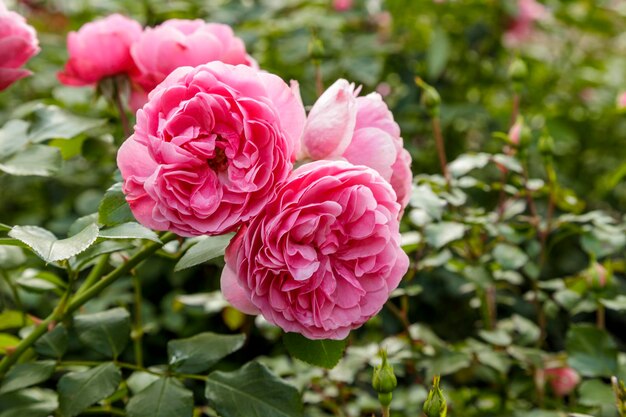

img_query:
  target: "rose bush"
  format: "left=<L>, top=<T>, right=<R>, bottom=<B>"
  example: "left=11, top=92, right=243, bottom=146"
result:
left=300, top=79, right=412, bottom=210
left=117, top=62, right=305, bottom=236
left=222, top=160, right=409, bottom=339
left=58, top=14, right=142, bottom=86
left=0, top=1, right=39, bottom=91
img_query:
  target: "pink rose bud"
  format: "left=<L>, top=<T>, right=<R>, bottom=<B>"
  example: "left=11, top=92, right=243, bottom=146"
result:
left=508, top=118, right=522, bottom=145
left=333, top=0, right=353, bottom=11
left=117, top=62, right=305, bottom=236
left=58, top=14, right=142, bottom=86
left=130, top=19, right=254, bottom=100
left=301, top=79, right=412, bottom=212
left=587, top=263, right=607, bottom=288
left=617, top=92, right=626, bottom=110
left=504, top=0, right=548, bottom=47
left=545, top=367, right=580, bottom=397
left=221, top=160, right=409, bottom=339
left=0, top=1, right=40, bottom=91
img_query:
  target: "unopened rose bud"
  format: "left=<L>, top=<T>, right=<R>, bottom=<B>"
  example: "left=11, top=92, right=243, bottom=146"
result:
left=423, top=375, right=447, bottom=417
left=416, top=77, right=441, bottom=117
left=587, top=263, right=608, bottom=288
left=372, top=349, right=397, bottom=407
left=545, top=367, right=580, bottom=397
left=611, top=376, right=626, bottom=416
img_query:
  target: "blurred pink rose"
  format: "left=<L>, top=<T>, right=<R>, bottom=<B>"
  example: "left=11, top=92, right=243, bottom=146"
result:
left=130, top=19, right=253, bottom=106
left=58, top=14, right=142, bottom=86
left=117, top=62, right=305, bottom=236
left=504, top=0, right=548, bottom=46
left=508, top=118, right=522, bottom=145
left=333, top=0, right=353, bottom=11
left=587, top=263, right=607, bottom=288
left=221, top=160, right=409, bottom=339
left=545, top=367, right=580, bottom=397
left=301, top=79, right=412, bottom=212
left=0, top=1, right=40, bottom=91
left=617, top=91, right=626, bottom=110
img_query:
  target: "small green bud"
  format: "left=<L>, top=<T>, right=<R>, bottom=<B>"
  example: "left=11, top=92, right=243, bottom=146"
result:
left=508, top=58, right=528, bottom=83
left=415, top=77, right=441, bottom=117
left=423, top=375, right=447, bottom=417
left=372, top=349, right=397, bottom=394
left=308, top=38, right=325, bottom=61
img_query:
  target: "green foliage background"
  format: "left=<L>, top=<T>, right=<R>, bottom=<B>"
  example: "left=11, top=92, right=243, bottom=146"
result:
left=1, top=0, right=626, bottom=416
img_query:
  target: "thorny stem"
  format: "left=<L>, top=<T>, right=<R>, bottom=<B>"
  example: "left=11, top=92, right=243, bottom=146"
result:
left=431, top=117, right=450, bottom=186
left=597, top=302, right=606, bottom=330
left=0, top=233, right=177, bottom=379
left=132, top=272, right=144, bottom=367
left=113, top=77, right=131, bottom=138
left=75, top=254, right=110, bottom=296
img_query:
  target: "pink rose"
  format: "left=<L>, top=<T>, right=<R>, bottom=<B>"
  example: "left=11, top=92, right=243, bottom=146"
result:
left=0, top=2, right=40, bottom=91
left=130, top=19, right=253, bottom=102
left=504, top=0, right=548, bottom=46
left=545, top=367, right=580, bottom=397
left=617, top=92, right=626, bottom=110
left=58, top=14, right=142, bottom=86
left=221, top=160, right=410, bottom=339
left=333, top=0, right=353, bottom=11
left=117, top=62, right=305, bottom=236
left=300, top=79, right=412, bottom=212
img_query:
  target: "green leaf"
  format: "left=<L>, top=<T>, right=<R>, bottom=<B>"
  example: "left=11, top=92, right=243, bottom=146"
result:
left=168, top=332, right=245, bottom=374
left=493, top=243, right=529, bottom=270
left=0, top=388, right=58, bottom=417
left=448, top=153, right=490, bottom=177
left=424, top=222, right=466, bottom=248
left=98, top=183, right=135, bottom=227
left=0, top=334, right=21, bottom=354
left=0, top=120, right=29, bottom=159
left=0, top=311, right=29, bottom=331
left=9, top=224, right=99, bottom=263
left=174, top=234, right=234, bottom=272
left=28, top=105, right=105, bottom=143
left=16, top=270, right=66, bottom=293
left=74, top=308, right=131, bottom=358
left=206, top=361, right=304, bottom=417
left=57, top=362, right=121, bottom=417
left=0, top=247, right=26, bottom=269
left=0, top=145, right=61, bottom=177
left=126, top=377, right=193, bottom=417
left=98, top=222, right=160, bottom=243
left=0, top=361, right=55, bottom=394
left=566, top=324, right=618, bottom=377
left=426, top=349, right=472, bottom=377
left=600, top=295, right=626, bottom=311
left=427, top=26, right=450, bottom=78
left=126, top=372, right=160, bottom=395
left=578, top=379, right=614, bottom=406
left=283, top=333, right=346, bottom=369
left=34, top=325, right=68, bottom=358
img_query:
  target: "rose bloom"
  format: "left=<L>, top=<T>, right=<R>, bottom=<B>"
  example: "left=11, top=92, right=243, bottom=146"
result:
left=545, top=367, right=580, bottom=397
left=617, top=91, right=626, bottom=110
left=58, top=14, right=142, bottom=86
left=0, top=1, right=40, bottom=91
left=130, top=19, right=255, bottom=106
left=300, top=79, right=412, bottom=212
left=504, top=0, right=548, bottom=46
left=221, top=160, right=410, bottom=339
left=333, top=0, right=353, bottom=11
left=117, top=62, right=305, bottom=236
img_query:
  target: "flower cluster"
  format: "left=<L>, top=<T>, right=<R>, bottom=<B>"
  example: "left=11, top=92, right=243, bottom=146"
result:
left=57, top=14, right=412, bottom=340
left=0, top=0, right=39, bottom=91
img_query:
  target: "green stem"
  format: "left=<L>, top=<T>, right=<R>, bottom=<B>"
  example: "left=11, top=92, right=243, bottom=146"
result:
left=432, top=116, right=450, bottom=186
left=75, top=254, right=110, bottom=296
left=83, top=407, right=126, bottom=416
left=132, top=273, right=144, bottom=367
left=382, top=405, right=390, bottom=417
left=0, top=233, right=176, bottom=379
left=57, top=360, right=208, bottom=381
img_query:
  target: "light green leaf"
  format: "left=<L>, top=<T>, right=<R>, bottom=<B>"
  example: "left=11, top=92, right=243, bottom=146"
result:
left=99, top=222, right=160, bottom=243
left=0, top=145, right=61, bottom=177
left=600, top=295, right=626, bottom=311
left=566, top=324, right=618, bottom=377
left=205, top=361, right=304, bottom=417
left=0, top=334, right=21, bottom=354
left=493, top=243, right=529, bottom=270
left=0, top=361, right=55, bottom=394
left=168, top=332, right=245, bottom=373
left=28, top=105, right=105, bottom=143
left=448, top=153, right=490, bottom=177
left=578, top=379, right=614, bottom=406
left=57, top=362, right=121, bottom=417
left=126, top=377, right=193, bottom=417
left=98, top=183, right=135, bottom=227
left=0, top=311, right=29, bottom=331
left=74, top=308, right=131, bottom=358
left=174, top=234, right=234, bottom=272
left=283, top=333, right=346, bottom=369
left=424, top=222, right=466, bottom=248
left=0, top=120, right=29, bottom=159
left=0, top=246, right=26, bottom=269
left=0, top=388, right=58, bottom=417
left=9, top=224, right=99, bottom=263
left=427, top=26, right=450, bottom=78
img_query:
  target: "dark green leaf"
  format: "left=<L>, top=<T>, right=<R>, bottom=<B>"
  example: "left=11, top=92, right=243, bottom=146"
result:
left=578, top=379, right=614, bottom=406
left=0, top=388, right=58, bottom=417
left=168, top=332, right=245, bottom=373
left=98, top=183, right=135, bottom=227
left=126, top=377, right=193, bottom=417
left=74, top=308, right=131, bottom=358
left=493, top=243, right=529, bottom=270
left=283, top=333, right=346, bottom=369
left=57, top=362, right=121, bottom=417
left=9, top=224, right=99, bottom=263
left=0, top=361, right=55, bottom=394
left=0, top=145, right=61, bottom=177
left=174, top=234, right=234, bottom=272
left=205, top=361, right=304, bottom=417
left=34, top=325, right=68, bottom=358
left=566, top=324, right=618, bottom=377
